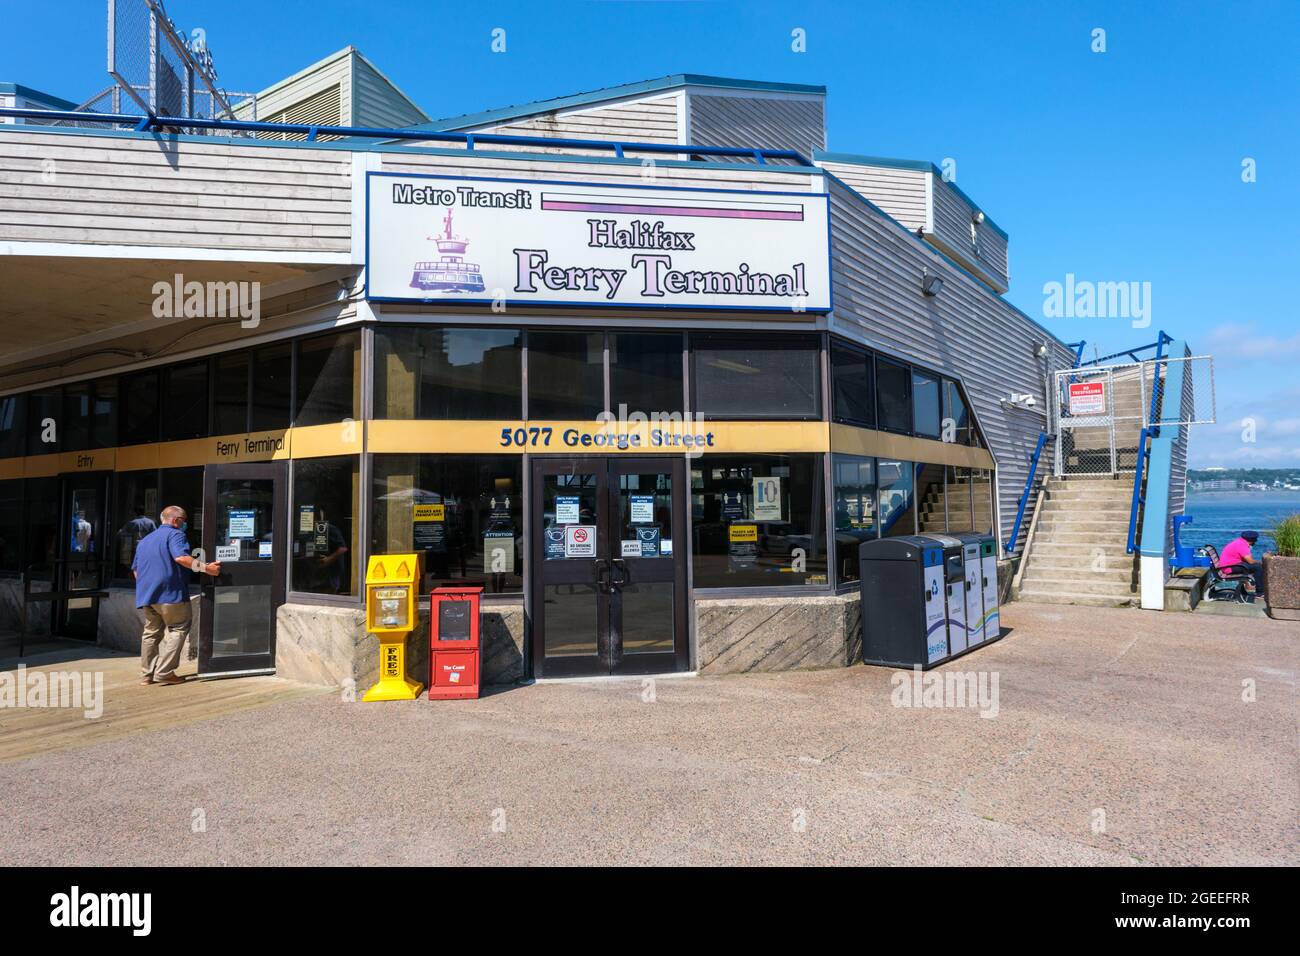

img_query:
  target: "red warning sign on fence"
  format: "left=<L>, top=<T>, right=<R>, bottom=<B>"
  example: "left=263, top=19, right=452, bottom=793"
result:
left=1067, top=381, right=1107, bottom=415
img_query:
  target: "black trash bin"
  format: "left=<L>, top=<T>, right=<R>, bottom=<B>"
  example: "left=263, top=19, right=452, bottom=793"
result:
left=859, top=535, right=950, bottom=668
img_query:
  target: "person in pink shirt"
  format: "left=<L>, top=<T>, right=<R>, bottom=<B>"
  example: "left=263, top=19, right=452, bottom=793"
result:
left=1218, top=530, right=1264, bottom=596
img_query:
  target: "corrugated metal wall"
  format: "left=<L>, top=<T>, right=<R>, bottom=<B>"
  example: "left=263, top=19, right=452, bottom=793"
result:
left=352, top=57, right=428, bottom=130
left=688, top=93, right=826, bottom=159
left=821, top=171, right=1072, bottom=548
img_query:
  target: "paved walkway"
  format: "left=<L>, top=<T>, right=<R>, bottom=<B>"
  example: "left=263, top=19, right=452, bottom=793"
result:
left=0, top=603, right=1294, bottom=865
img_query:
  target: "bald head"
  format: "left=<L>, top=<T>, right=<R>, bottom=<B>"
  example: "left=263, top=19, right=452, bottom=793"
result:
left=160, top=505, right=186, bottom=527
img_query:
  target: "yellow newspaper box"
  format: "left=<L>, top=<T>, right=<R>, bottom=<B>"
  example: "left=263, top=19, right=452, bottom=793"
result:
left=362, top=553, right=424, bottom=702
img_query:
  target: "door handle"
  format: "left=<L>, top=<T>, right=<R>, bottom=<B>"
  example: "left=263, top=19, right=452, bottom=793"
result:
left=595, top=559, right=612, bottom=593
left=610, top=558, right=628, bottom=590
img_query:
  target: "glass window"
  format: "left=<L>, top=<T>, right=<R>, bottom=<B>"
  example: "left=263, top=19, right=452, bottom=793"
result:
left=62, top=383, right=92, bottom=452
left=878, top=459, right=916, bottom=538
left=690, top=453, right=826, bottom=588
left=528, top=330, right=604, bottom=420
left=251, top=343, right=292, bottom=432
left=0, top=479, right=22, bottom=575
left=23, top=477, right=60, bottom=584
left=831, top=340, right=874, bottom=427
left=375, top=326, right=522, bottom=420
left=27, top=389, right=61, bottom=455
left=913, top=370, right=941, bottom=438
left=945, top=466, right=975, bottom=533
left=971, top=468, right=995, bottom=536
left=833, top=455, right=876, bottom=585
left=296, top=331, right=360, bottom=427
left=112, top=470, right=160, bottom=583
left=916, top=463, right=946, bottom=533
left=692, top=333, right=821, bottom=420
left=292, top=456, right=358, bottom=596
left=212, top=352, right=250, bottom=435
left=875, top=358, right=911, bottom=433
left=163, top=361, right=209, bottom=441
left=92, top=378, right=117, bottom=448
left=609, top=332, right=683, bottom=416
left=944, top=379, right=971, bottom=446
left=0, top=393, right=26, bottom=458
left=119, top=371, right=160, bottom=446
left=371, top=454, right=522, bottom=594
left=159, top=466, right=204, bottom=556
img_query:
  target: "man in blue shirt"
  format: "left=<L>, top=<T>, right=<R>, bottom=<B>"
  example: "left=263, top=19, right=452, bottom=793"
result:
left=132, top=505, right=221, bottom=685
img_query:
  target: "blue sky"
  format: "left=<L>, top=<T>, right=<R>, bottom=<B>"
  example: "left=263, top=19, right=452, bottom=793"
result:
left=4, top=0, right=1297, bottom=466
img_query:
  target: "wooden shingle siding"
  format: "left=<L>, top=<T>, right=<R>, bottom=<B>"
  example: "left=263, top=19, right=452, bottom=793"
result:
left=687, top=94, right=826, bottom=159
left=815, top=160, right=928, bottom=232
left=0, top=129, right=352, bottom=251
left=823, top=173, right=1072, bottom=546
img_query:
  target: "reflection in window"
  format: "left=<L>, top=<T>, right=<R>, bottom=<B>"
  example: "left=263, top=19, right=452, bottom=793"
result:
left=292, top=456, right=358, bottom=595
left=833, top=455, right=876, bottom=585
left=878, top=459, right=916, bottom=538
left=971, top=468, right=995, bottom=536
left=371, top=454, right=522, bottom=594
left=0, top=479, right=22, bottom=575
left=27, top=389, right=61, bottom=454
left=251, top=343, right=292, bottom=432
left=0, top=394, right=25, bottom=459
left=528, top=330, right=604, bottom=420
left=296, top=331, right=360, bottom=427
left=831, top=340, right=874, bottom=427
left=610, top=332, right=682, bottom=416
left=690, top=453, right=825, bottom=588
left=692, top=333, right=821, bottom=420
left=212, top=352, right=250, bottom=435
left=875, top=358, right=911, bottom=433
left=119, top=371, right=160, bottom=446
left=159, top=466, right=204, bottom=557
left=913, top=371, right=941, bottom=438
left=944, top=379, right=971, bottom=446
left=112, top=470, right=160, bottom=584
left=163, top=362, right=209, bottom=441
left=375, top=326, right=521, bottom=420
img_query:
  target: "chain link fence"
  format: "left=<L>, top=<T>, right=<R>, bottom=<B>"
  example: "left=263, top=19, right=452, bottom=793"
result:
left=1142, top=354, right=1217, bottom=428
left=1051, top=363, right=1145, bottom=476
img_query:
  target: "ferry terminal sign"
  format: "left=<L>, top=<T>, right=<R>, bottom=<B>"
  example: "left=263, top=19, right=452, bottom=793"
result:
left=366, top=173, right=832, bottom=312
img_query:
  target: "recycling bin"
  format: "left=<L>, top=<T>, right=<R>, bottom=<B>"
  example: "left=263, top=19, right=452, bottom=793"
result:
left=917, top=533, right=968, bottom=656
left=858, top=535, right=950, bottom=668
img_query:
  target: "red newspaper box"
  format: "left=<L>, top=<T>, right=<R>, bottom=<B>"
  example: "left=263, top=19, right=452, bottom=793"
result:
left=428, top=586, right=482, bottom=700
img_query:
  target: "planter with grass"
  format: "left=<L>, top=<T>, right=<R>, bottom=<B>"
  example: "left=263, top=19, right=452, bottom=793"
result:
left=1263, top=515, right=1300, bottom=621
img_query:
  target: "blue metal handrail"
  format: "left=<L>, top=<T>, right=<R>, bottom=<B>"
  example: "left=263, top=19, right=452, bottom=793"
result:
left=1126, top=333, right=1172, bottom=552
left=0, top=106, right=814, bottom=166
left=1007, top=431, right=1051, bottom=553
left=1077, top=330, right=1173, bottom=369
left=1127, top=426, right=1151, bottom=553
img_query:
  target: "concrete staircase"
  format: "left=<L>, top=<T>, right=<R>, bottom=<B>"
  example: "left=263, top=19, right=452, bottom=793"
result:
left=918, top=483, right=994, bottom=535
left=1016, top=477, right=1140, bottom=607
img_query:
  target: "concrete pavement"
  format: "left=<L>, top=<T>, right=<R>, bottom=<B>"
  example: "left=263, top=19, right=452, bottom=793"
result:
left=0, top=602, right=1295, bottom=866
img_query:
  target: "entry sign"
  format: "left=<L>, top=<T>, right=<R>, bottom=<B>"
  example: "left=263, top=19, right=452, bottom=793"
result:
left=1068, top=381, right=1107, bottom=416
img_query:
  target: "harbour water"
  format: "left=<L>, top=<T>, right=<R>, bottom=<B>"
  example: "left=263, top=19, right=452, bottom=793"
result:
left=1179, top=491, right=1300, bottom=555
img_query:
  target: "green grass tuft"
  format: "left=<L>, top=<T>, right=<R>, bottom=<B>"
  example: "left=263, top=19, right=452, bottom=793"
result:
left=1271, top=514, right=1300, bottom=558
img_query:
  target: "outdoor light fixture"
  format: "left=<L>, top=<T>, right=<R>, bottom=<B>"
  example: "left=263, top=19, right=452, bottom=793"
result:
left=973, top=210, right=986, bottom=224
left=1035, top=343, right=1049, bottom=358
left=921, top=270, right=944, bottom=297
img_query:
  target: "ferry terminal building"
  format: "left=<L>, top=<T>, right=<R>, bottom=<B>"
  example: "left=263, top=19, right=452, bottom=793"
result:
left=0, top=60, right=1076, bottom=683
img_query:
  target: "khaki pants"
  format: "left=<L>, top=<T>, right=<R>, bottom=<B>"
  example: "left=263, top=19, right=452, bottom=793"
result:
left=141, top=602, right=192, bottom=681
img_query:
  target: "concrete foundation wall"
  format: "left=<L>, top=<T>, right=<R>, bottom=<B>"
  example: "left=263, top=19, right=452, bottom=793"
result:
left=695, top=591, right=861, bottom=674
left=275, top=600, right=526, bottom=689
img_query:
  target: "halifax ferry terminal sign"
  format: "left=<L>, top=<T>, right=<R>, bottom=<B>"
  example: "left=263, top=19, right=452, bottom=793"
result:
left=365, top=173, right=832, bottom=312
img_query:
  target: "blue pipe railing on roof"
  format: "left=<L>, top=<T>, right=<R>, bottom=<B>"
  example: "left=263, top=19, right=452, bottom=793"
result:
left=1077, top=330, right=1173, bottom=369
left=0, top=107, right=814, bottom=166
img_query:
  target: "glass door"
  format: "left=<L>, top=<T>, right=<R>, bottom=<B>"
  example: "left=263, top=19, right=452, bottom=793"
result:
left=200, top=462, right=287, bottom=675
left=57, top=472, right=110, bottom=640
left=529, top=457, right=688, bottom=678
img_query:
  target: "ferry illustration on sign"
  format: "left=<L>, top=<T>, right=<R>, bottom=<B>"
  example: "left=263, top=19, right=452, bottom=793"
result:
left=409, top=209, right=486, bottom=293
